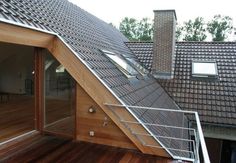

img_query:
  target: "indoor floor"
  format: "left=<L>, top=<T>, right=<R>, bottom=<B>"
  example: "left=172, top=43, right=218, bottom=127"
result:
left=0, top=95, right=74, bottom=143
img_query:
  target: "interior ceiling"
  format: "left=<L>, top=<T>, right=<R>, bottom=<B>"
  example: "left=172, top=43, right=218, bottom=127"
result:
left=0, top=42, right=33, bottom=63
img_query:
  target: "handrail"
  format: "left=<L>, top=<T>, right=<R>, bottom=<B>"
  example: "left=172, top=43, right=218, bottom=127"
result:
left=121, top=120, right=196, bottom=132
left=132, top=131, right=195, bottom=143
left=105, top=103, right=197, bottom=114
left=104, top=103, right=211, bottom=163
left=195, top=112, right=210, bottom=163
left=144, top=144, right=195, bottom=158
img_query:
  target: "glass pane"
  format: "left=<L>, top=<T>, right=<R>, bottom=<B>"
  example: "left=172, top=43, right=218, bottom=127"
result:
left=0, top=43, right=35, bottom=142
left=44, top=51, right=75, bottom=137
left=192, top=62, right=217, bottom=75
left=104, top=52, right=138, bottom=76
left=127, top=58, right=149, bottom=75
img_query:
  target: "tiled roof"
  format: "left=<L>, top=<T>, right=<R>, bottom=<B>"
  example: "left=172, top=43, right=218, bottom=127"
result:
left=126, top=41, right=236, bottom=125
left=0, top=0, right=185, bottom=154
left=0, top=0, right=180, bottom=108
left=125, top=42, right=153, bottom=70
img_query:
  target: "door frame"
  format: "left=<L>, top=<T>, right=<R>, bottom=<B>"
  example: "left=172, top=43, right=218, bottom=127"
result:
left=34, top=48, right=76, bottom=139
left=34, top=48, right=44, bottom=132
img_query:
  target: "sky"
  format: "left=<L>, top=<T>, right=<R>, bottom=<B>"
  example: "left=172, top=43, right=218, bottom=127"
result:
left=68, top=0, right=236, bottom=40
left=68, top=0, right=236, bottom=27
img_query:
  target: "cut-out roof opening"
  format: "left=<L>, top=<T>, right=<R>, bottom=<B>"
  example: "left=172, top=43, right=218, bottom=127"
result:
left=192, top=60, right=218, bottom=78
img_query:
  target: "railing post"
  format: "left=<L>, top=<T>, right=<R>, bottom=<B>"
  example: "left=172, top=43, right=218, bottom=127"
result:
left=195, top=112, right=210, bottom=163
left=195, top=130, right=200, bottom=163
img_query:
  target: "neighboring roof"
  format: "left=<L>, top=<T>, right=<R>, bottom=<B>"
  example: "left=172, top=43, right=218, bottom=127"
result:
left=125, top=42, right=153, bottom=70
left=0, top=0, right=185, bottom=157
left=126, top=41, right=236, bottom=126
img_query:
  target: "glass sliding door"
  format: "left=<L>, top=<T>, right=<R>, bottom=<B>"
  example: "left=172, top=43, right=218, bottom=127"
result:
left=0, top=42, right=35, bottom=142
left=43, top=50, right=75, bottom=137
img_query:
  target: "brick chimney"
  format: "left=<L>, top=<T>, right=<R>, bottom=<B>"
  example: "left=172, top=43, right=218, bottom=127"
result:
left=152, top=10, right=177, bottom=79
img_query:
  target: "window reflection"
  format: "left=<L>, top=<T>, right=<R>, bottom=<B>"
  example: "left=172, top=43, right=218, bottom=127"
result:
left=101, top=50, right=138, bottom=77
left=44, top=51, right=75, bottom=136
left=127, top=58, right=149, bottom=75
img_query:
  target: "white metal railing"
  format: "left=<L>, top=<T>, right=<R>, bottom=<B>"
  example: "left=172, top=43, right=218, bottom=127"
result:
left=104, top=103, right=210, bottom=163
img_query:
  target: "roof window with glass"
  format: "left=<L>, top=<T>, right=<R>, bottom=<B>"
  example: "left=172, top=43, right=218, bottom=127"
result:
left=192, top=60, right=218, bottom=79
left=101, top=50, right=139, bottom=78
left=126, top=58, right=149, bottom=76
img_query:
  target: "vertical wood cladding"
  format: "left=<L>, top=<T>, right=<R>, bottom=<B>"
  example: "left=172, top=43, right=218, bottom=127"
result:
left=76, top=84, right=136, bottom=149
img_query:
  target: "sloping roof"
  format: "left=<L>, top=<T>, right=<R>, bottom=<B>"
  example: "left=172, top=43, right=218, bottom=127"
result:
left=125, top=42, right=154, bottom=70
left=0, top=0, right=178, bottom=108
left=126, top=41, right=236, bottom=126
left=0, top=0, right=186, bottom=157
left=0, top=0, right=178, bottom=107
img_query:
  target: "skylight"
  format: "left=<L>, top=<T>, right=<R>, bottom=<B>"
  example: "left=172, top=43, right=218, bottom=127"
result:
left=101, top=50, right=139, bottom=77
left=127, top=58, right=149, bottom=75
left=192, top=61, right=218, bottom=78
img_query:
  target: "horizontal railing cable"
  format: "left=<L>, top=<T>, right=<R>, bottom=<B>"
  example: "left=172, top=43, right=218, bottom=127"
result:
left=104, top=103, right=210, bottom=163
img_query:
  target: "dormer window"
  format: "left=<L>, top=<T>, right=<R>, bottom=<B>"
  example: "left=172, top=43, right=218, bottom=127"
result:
left=101, top=50, right=139, bottom=78
left=192, top=60, right=218, bottom=78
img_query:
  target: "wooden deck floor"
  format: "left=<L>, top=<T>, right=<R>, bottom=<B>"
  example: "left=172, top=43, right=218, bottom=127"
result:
left=0, top=132, right=175, bottom=163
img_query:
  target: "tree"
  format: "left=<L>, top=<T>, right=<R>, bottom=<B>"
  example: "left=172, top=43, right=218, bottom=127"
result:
left=181, top=17, right=207, bottom=41
left=119, top=16, right=235, bottom=42
left=119, top=17, right=139, bottom=41
left=136, top=18, right=153, bottom=41
left=207, top=15, right=233, bottom=41
left=234, top=28, right=236, bottom=41
left=119, top=17, right=153, bottom=41
left=175, top=23, right=183, bottom=41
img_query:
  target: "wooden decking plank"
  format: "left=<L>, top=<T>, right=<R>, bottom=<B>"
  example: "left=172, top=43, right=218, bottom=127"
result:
left=26, top=138, right=71, bottom=162
left=52, top=141, right=91, bottom=163
left=96, top=146, right=123, bottom=163
left=0, top=135, right=174, bottom=163
left=119, top=151, right=133, bottom=163
left=36, top=141, right=77, bottom=163
left=72, top=143, right=109, bottom=163
left=1, top=136, right=51, bottom=162
left=0, top=132, right=41, bottom=158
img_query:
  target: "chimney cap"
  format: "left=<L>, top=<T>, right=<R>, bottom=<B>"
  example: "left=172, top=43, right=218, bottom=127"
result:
left=153, top=10, right=177, bottom=20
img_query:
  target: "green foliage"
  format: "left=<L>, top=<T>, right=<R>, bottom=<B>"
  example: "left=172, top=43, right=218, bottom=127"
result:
left=207, top=15, right=233, bottom=41
left=119, top=17, right=153, bottom=41
left=119, top=17, right=138, bottom=41
left=136, top=18, right=153, bottom=41
left=181, top=17, right=207, bottom=41
left=119, top=15, right=235, bottom=42
left=234, top=28, right=236, bottom=41
left=175, top=23, right=183, bottom=41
